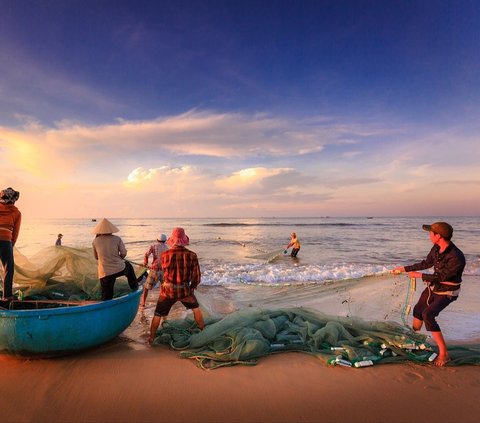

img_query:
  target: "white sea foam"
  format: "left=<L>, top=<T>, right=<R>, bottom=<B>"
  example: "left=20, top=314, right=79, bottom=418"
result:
left=201, top=262, right=392, bottom=286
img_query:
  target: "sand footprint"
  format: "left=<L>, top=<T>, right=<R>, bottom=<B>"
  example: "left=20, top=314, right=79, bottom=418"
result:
left=400, top=370, right=425, bottom=383
left=423, top=384, right=442, bottom=391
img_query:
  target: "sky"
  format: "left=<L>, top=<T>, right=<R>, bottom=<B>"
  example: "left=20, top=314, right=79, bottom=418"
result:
left=1, top=0, right=479, bottom=219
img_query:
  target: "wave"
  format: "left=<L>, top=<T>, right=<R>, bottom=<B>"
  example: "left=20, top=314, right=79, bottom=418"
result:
left=201, top=262, right=392, bottom=286
left=202, top=222, right=378, bottom=227
left=200, top=259, right=480, bottom=287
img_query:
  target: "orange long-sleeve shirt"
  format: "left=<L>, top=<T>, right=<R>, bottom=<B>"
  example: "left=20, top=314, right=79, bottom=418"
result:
left=0, top=203, right=22, bottom=246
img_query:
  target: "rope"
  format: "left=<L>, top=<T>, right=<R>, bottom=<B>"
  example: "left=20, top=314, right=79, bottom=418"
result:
left=124, top=259, right=149, bottom=268
left=401, top=277, right=416, bottom=326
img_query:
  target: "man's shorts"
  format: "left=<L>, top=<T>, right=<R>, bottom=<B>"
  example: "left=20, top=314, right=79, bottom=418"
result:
left=154, top=294, right=200, bottom=317
left=145, top=269, right=162, bottom=290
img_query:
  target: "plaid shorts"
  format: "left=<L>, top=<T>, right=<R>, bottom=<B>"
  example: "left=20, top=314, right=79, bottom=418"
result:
left=145, top=269, right=163, bottom=290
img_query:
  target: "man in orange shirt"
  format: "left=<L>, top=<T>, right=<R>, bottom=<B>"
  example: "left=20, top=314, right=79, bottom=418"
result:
left=0, top=187, right=21, bottom=300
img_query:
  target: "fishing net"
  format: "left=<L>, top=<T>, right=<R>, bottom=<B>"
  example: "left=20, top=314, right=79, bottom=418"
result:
left=245, top=248, right=287, bottom=263
left=153, top=307, right=480, bottom=369
left=5, top=246, right=144, bottom=301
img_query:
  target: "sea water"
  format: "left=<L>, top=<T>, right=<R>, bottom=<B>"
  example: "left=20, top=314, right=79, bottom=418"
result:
left=14, top=216, right=480, bottom=345
left=16, top=216, right=480, bottom=286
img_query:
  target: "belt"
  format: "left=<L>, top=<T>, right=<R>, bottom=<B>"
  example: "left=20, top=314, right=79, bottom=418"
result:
left=429, top=281, right=461, bottom=296
left=162, top=282, right=190, bottom=289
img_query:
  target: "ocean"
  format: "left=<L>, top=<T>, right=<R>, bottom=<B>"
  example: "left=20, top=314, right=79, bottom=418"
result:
left=16, top=216, right=480, bottom=287
left=13, top=216, right=480, bottom=345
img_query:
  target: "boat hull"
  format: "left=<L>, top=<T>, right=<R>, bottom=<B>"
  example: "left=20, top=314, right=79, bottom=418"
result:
left=0, top=288, right=142, bottom=356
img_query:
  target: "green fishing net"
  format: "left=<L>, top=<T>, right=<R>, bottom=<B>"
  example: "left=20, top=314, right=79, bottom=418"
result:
left=7, top=246, right=144, bottom=301
left=153, top=307, right=480, bottom=369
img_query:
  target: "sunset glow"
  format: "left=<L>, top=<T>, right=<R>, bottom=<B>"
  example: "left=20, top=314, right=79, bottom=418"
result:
left=1, top=1, right=479, bottom=218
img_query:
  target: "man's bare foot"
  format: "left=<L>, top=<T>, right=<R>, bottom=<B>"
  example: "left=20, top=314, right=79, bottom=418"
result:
left=434, top=355, right=451, bottom=367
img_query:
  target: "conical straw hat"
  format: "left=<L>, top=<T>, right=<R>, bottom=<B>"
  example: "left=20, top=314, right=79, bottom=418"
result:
left=91, top=218, right=119, bottom=235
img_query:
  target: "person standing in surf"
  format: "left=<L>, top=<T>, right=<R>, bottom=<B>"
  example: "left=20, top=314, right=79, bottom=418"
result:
left=392, top=222, right=465, bottom=367
left=286, top=232, right=301, bottom=257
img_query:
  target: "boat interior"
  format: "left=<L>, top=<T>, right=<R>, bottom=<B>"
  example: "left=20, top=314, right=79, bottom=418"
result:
left=0, top=299, right=96, bottom=310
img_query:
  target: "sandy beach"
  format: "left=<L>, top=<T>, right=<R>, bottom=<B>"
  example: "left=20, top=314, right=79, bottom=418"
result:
left=2, top=275, right=480, bottom=423
left=1, top=343, right=480, bottom=423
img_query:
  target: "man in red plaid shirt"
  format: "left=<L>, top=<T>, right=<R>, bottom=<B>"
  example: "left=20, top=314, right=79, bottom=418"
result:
left=148, top=227, right=205, bottom=344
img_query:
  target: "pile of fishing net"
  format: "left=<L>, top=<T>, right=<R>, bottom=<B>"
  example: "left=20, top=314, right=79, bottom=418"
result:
left=153, top=307, right=480, bottom=369
left=7, top=246, right=144, bottom=301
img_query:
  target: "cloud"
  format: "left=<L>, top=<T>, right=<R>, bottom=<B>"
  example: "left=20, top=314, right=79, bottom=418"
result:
left=216, top=167, right=307, bottom=193
left=2, top=110, right=479, bottom=218
left=1, top=110, right=390, bottom=181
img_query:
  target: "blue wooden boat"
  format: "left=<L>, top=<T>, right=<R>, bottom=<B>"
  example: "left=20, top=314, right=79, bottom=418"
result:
left=0, top=288, right=142, bottom=356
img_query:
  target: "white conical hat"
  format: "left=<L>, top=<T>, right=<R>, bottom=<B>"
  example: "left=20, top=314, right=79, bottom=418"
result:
left=91, top=218, right=119, bottom=235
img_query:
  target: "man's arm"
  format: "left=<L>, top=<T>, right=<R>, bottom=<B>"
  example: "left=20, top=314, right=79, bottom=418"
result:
left=118, top=238, right=127, bottom=259
left=190, top=257, right=201, bottom=290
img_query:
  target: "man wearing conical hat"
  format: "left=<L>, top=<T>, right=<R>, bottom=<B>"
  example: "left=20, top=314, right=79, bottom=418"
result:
left=92, top=218, right=140, bottom=300
left=0, top=187, right=21, bottom=300
left=148, top=227, right=205, bottom=343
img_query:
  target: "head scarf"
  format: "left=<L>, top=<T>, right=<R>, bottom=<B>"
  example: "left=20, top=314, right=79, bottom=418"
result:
left=0, top=187, right=20, bottom=204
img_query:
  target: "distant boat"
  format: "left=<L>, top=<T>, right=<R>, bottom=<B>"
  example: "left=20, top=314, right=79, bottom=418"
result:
left=0, top=288, right=142, bottom=356
left=366, top=217, right=373, bottom=219
left=91, top=218, right=97, bottom=222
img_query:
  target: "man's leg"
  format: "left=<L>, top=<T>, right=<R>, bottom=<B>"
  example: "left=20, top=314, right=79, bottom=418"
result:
left=421, top=294, right=456, bottom=367
left=181, top=294, right=205, bottom=330
left=192, top=307, right=205, bottom=330
left=149, top=296, right=174, bottom=344
left=412, top=288, right=430, bottom=331
left=412, top=317, right=424, bottom=331
left=100, top=274, right=119, bottom=301
left=140, top=288, right=149, bottom=307
left=124, top=261, right=139, bottom=290
left=431, top=331, right=450, bottom=366
left=0, top=241, right=14, bottom=299
left=140, top=270, right=158, bottom=307
left=148, top=315, right=163, bottom=344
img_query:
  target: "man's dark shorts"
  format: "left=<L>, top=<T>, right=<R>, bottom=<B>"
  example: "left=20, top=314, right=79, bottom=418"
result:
left=413, top=287, right=458, bottom=332
left=154, top=294, right=200, bottom=317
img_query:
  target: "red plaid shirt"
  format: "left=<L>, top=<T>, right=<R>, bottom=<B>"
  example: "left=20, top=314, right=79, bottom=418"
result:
left=160, top=246, right=201, bottom=299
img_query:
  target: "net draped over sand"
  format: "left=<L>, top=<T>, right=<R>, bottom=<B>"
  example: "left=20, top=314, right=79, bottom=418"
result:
left=155, top=308, right=480, bottom=369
